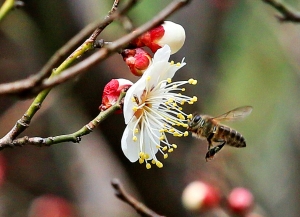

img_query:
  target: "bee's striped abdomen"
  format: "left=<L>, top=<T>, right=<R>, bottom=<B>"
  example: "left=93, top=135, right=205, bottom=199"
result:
left=217, top=125, right=246, bottom=148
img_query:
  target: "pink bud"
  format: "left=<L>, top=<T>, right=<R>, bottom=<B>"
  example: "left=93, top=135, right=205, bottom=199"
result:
left=122, top=48, right=152, bottom=76
left=28, top=195, right=75, bottom=217
left=99, top=79, right=133, bottom=112
left=130, top=21, right=185, bottom=54
left=182, top=181, right=220, bottom=212
left=227, top=187, right=254, bottom=215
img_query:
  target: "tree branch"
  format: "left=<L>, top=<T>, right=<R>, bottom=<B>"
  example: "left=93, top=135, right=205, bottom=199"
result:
left=0, top=90, right=126, bottom=148
left=29, top=0, right=191, bottom=94
left=0, top=0, right=138, bottom=97
left=111, top=179, right=165, bottom=217
left=0, top=0, right=136, bottom=145
left=262, top=0, right=300, bottom=22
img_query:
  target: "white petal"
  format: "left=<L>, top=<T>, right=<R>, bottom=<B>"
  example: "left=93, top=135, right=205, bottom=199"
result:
left=143, top=122, right=160, bottom=160
left=163, top=62, right=186, bottom=80
left=152, top=45, right=171, bottom=64
left=121, top=123, right=140, bottom=162
left=123, top=78, right=145, bottom=124
left=158, top=21, right=186, bottom=54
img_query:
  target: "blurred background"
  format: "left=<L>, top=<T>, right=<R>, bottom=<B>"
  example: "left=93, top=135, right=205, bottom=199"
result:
left=0, top=0, right=300, bottom=216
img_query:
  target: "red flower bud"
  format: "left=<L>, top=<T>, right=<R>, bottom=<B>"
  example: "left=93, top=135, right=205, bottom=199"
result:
left=130, top=21, right=185, bottom=54
left=122, top=48, right=152, bottom=76
left=182, top=181, right=220, bottom=212
left=227, top=187, right=254, bottom=215
left=99, top=79, right=133, bottom=113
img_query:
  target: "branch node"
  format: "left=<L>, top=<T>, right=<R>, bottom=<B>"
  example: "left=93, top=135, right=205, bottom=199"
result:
left=94, top=39, right=105, bottom=48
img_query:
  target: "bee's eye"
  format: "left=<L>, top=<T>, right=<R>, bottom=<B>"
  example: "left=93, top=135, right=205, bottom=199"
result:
left=193, top=115, right=201, bottom=123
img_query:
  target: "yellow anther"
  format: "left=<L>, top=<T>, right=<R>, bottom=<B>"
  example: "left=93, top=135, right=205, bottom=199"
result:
left=156, top=161, right=163, bottom=168
left=188, top=78, right=194, bottom=84
left=168, top=148, right=174, bottom=153
left=179, top=107, right=183, bottom=111
left=182, top=123, right=188, bottom=128
left=173, top=132, right=180, bottom=137
left=184, top=131, right=189, bottom=137
left=139, top=152, right=143, bottom=157
left=164, top=153, right=168, bottom=159
left=159, top=129, right=166, bottom=133
left=145, top=153, right=150, bottom=159
left=139, top=158, right=144, bottom=164
left=170, top=60, right=174, bottom=65
left=133, top=136, right=138, bottom=142
left=173, top=102, right=177, bottom=107
left=167, top=78, right=172, bottom=83
left=172, top=144, right=177, bottom=149
left=181, top=88, right=186, bottom=91
left=176, top=62, right=181, bottom=66
left=146, top=163, right=151, bottom=169
left=180, top=100, right=186, bottom=105
left=168, top=98, right=174, bottom=103
left=134, top=128, right=139, bottom=133
left=152, top=159, right=156, bottom=164
left=146, top=76, right=151, bottom=81
left=159, top=135, right=165, bottom=140
left=172, top=85, right=178, bottom=88
left=192, top=96, right=198, bottom=102
left=192, top=79, right=197, bottom=85
left=188, top=101, right=194, bottom=105
left=187, top=114, right=193, bottom=119
left=162, top=146, right=168, bottom=151
left=133, top=106, right=138, bottom=112
left=169, top=128, right=175, bottom=133
left=131, top=97, right=136, bottom=102
left=177, top=113, right=185, bottom=120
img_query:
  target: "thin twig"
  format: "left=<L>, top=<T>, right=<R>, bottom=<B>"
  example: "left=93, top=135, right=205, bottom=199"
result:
left=0, top=90, right=125, bottom=148
left=32, top=0, right=190, bottom=93
left=111, top=179, right=165, bottom=217
left=0, top=0, right=190, bottom=146
left=0, top=0, right=138, bottom=97
left=0, top=0, right=134, bottom=145
left=262, top=0, right=300, bottom=22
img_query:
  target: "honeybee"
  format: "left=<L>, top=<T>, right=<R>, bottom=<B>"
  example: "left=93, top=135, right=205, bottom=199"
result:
left=187, top=106, right=253, bottom=161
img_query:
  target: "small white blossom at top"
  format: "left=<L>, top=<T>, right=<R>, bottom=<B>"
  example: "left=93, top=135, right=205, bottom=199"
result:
left=121, top=45, right=197, bottom=169
left=159, top=21, right=186, bottom=54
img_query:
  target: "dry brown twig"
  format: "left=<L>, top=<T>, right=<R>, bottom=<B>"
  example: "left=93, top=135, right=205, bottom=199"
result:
left=262, top=0, right=300, bottom=22
left=0, top=0, right=136, bottom=97
left=111, top=179, right=165, bottom=217
left=0, top=0, right=191, bottom=147
left=0, top=0, right=190, bottom=97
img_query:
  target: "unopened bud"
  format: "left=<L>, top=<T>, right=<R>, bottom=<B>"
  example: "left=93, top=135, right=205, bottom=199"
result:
left=99, top=79, right=133, bottom=113
left=227, top=187, right=254, bottom=215
left=182, top=181, right=220, bottom=212
left=122, top=48, right=152, bottom=76
left=130, top=21, right=185, bottom=54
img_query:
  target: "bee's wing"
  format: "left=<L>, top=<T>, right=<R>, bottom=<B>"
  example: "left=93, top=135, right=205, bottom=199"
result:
left=212, top=106, right=253, bottom=122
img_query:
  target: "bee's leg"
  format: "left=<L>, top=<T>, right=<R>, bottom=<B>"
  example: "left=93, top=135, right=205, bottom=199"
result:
left=206, top=133, right=214, bottom=150
left=205, top=141, right=226, bottom=161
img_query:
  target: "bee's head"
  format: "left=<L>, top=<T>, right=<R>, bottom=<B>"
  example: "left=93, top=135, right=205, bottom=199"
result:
left=188, top=113, right=205, bottom=131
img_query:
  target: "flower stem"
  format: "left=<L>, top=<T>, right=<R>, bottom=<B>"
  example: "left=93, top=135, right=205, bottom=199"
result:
left=12, top=91, right=126, bottom=147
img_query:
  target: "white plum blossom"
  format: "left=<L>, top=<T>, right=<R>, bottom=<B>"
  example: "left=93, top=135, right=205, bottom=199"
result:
left=121, top=45, right=197, bottom=169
